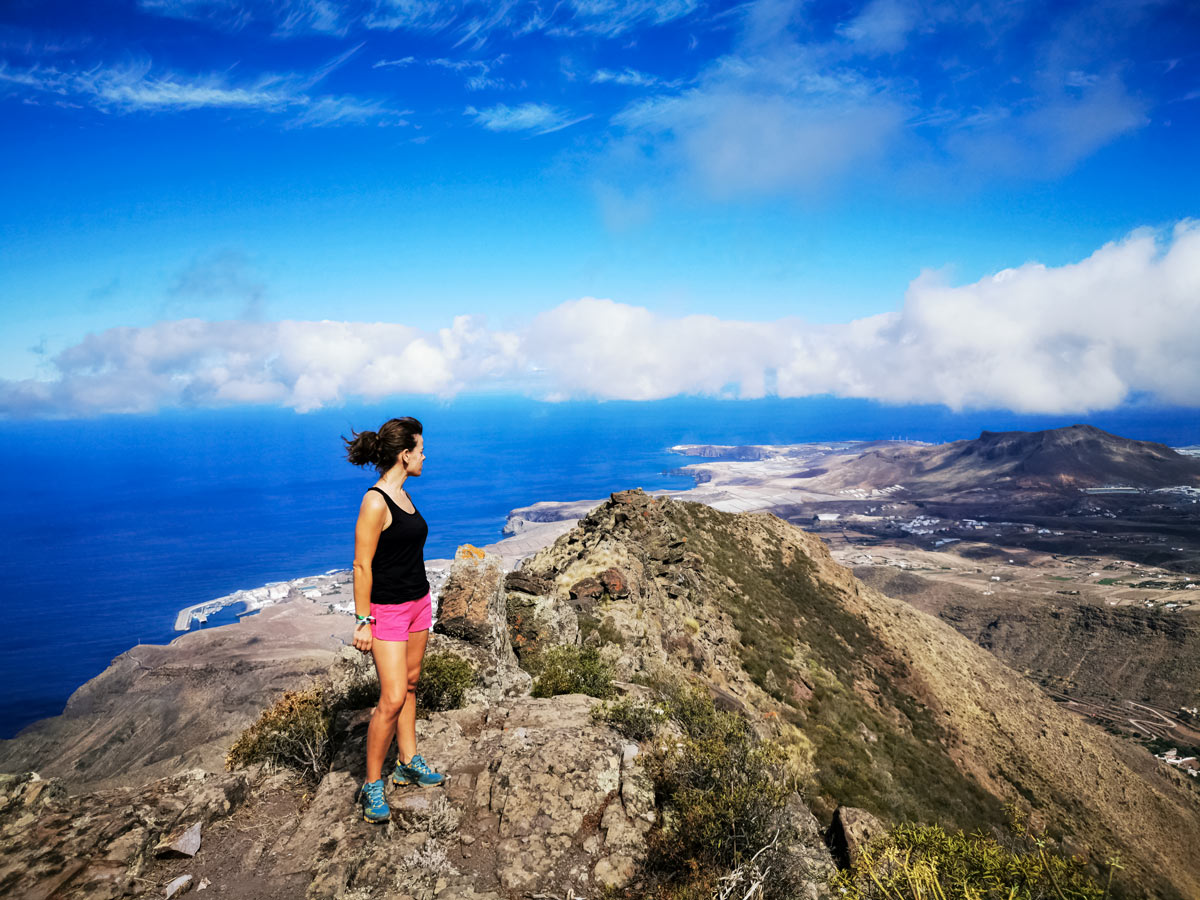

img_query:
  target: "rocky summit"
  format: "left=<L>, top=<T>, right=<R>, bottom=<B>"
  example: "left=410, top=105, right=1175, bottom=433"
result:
left=2, top=489, right=1199, bottom=899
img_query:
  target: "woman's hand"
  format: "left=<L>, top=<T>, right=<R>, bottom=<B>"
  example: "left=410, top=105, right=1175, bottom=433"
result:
left=352, top=621, right=373, bottom=653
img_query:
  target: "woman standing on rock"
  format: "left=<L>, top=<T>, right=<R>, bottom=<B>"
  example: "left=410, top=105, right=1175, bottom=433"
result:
left=345, top=416, right=445, bottom=824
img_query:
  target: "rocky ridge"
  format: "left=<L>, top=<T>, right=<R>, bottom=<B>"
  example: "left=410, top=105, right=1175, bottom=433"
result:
left=512, top=491, right=1200, bottom=898
left=856, top=565, right=1200, bottom=709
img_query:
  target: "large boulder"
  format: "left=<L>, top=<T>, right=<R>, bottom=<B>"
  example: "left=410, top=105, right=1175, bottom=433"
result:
left=504, top=569, right=579, bottom=664
left=433, top=548, right=531, bottom=702
left=277, top=694, right=654, bottom=898
left=827, top=805, right=886, bottom=868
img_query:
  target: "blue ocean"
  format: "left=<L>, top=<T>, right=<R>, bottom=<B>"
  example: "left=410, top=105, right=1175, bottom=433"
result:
left=2, top=395, right=1197, bottom=739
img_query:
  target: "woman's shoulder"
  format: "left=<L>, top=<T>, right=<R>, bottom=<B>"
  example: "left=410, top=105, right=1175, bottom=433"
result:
left=360, top=487, right=389, bottom=510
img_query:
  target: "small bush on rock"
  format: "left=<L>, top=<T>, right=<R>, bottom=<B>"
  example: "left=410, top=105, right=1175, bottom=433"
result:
left=592, top=696, right=668, bottom=742
left=530, top=645, right=616, bottom=699
left=225, top=683, right=334, bottom=780
left=830, top=822, right=1107, bottom=899
left=604, top=678, right=808, bottom=900
left=226, top=649, right=473, bottom=780
left=643, top=701, right=794, bottom=888
left=416, top=653, right=475, bottom=713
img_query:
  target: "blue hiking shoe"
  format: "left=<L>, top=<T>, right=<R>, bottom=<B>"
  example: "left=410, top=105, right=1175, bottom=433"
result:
left=392, top=753, right=445, bottom=788
left=358, top=778, right=390, bottom=823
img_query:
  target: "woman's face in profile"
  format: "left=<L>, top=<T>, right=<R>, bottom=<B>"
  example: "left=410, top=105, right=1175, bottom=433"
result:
left=405, top=434, right=425, bottom=477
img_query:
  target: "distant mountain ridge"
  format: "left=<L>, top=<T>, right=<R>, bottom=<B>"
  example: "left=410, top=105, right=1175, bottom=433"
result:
left=839, top=424, right=1200, bottom=495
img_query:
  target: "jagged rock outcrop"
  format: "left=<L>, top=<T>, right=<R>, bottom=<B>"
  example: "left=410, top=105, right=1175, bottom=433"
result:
left=504, top=570, right=579, bottom=663
left=0, top=547, right=699, bottom=899
left=282, top=695, right=655, bottom=898
left=431, top=546, right=532, bottom=704
left=826, top=806, right=886, bottom=868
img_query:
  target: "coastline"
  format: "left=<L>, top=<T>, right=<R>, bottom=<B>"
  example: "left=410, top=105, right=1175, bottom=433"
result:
left=172, top=436, right=1200, bottom=635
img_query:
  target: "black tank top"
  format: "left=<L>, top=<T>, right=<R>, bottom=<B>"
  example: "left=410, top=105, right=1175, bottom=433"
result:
left=367, top=487, right=430, bottom=604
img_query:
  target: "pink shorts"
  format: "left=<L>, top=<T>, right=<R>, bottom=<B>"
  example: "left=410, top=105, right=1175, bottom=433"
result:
left=370, top=592, right=432, bottom=642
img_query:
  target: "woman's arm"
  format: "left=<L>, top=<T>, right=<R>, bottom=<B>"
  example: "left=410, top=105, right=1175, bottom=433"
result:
left=352, top=491, right=387, bottom=651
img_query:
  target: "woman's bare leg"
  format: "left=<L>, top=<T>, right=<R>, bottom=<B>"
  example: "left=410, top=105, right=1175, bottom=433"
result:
left=366, top=637, right=408, bottom=783
left=397, top=628, right=428, bottom=764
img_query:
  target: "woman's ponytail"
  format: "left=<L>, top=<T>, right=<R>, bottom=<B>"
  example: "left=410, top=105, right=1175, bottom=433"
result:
left=344, top=429, right=379, bottom=468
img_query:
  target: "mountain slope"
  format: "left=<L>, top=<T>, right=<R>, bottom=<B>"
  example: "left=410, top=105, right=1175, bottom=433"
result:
left=518, top=490, right=1200, bottom=898
left=856, top=565, right=1200, bottom=710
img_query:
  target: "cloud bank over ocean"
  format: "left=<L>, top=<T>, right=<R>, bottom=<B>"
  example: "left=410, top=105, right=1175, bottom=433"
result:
left=4, top=222, right=1198, bottom=417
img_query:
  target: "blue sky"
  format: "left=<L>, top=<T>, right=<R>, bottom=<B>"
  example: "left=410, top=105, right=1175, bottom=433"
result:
left=2, top=0, right=1199, bottom=416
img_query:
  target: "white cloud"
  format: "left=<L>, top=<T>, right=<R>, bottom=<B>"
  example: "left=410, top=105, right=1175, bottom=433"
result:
left=0, top=52, right=403, bottom=125
left=527, top=299, right=782, bottom=400
left=592, top=67, right=681, bottom=88
left=0, top=60, right=295, bottom=111
left=611, top=52, right=909, bottom=196
left=943, top=75, right=1148, bottom=176
left=365, top=0, right=462, bottom=32
left=426, top=56, right=513, bottom=90
left=374, top=55, right=510, bottom=88
left=465, top=102, right=590, bottom=134
left=364, top=0, right=700, bottom=42
left=837, top=0, right=917, bottom=54
left=289, top=95, right=410, bottom=127
left=90, top=65, right=296, bottom=112
left=526, top=223, right=1200, bottom=412
left=168, top=250, right=266, bottom=319
left=138, top=0, right=349, bottom=35
left=0, top=316, right=523, bottom=416
left=138, top=0, right=254, bottom=31
left=5, top=224, right=1199, bottom=417
left=599, top=0, right=1158, bottom=199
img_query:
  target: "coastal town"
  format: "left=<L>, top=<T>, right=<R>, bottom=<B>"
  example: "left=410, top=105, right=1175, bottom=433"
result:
left=172, top=570, right=355, bottom=632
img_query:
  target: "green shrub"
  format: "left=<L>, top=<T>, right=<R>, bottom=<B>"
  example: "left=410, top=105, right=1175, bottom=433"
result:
left=592, top=696, right=668, bottom=742
left=603, top=678, right=807, bottom=900
left=659, top=681, right=725, bottom=740
left=830, top=822, right=1108, bottom=900
left=417, top=652, right=475, bottom=713
left=530, top=645, right=616, bottom=699
left=227, top=651, right=476, bottom=779
left=225, top=683, right=335, bottom=780
left=643, top=705, right=794, bottom=886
